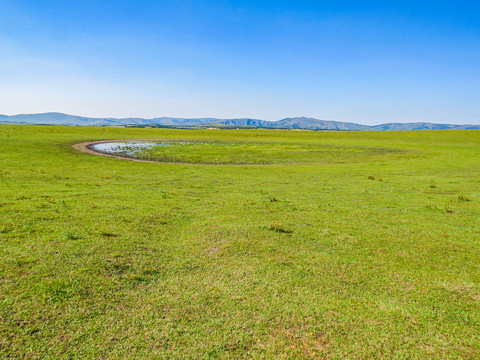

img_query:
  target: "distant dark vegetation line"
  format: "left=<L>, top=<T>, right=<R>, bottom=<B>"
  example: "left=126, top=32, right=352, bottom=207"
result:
left=1, top=112, right=479, bottom=131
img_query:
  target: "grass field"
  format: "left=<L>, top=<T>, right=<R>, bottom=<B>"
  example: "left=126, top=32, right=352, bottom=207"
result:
left=1, top=125, right=479, bottom=359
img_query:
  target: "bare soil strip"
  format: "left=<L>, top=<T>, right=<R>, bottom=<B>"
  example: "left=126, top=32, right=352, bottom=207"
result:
left=72, top=139, right=252, bottom=166
left=73, top=140, right=282, bottom=166
left=73, top=140, right=167, bottom=163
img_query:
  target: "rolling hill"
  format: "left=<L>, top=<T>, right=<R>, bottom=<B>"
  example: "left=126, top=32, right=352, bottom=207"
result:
left=1, top=113, right=479, bottom=131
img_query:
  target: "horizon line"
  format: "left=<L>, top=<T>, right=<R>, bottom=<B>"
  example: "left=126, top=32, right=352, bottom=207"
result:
left=2, top=111, right=479, bottom=127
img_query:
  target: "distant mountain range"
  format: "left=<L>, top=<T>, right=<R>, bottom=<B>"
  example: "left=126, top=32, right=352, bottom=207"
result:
left=1, top=112, right=479, bottom=131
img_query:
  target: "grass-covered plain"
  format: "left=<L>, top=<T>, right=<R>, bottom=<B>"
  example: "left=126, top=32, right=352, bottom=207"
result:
left=1, top=125, right=479, bottom=359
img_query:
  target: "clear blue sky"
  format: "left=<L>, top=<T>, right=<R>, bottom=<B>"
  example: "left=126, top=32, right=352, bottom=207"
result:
left=1, top=1, right=479, bottom=124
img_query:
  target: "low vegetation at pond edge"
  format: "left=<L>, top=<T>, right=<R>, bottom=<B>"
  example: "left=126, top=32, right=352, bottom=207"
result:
left=91, top=140, right=408, bottom=165
left=1, top=125, right=479, bottom=359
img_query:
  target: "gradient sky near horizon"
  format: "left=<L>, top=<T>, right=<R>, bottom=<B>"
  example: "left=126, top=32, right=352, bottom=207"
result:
left=1, top=1, right=479, bottom=124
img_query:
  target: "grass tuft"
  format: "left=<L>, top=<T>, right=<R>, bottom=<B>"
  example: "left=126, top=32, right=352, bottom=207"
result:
left=269, top=222, right=293, bottom=233
left=64, top=232, right=82, bottom=240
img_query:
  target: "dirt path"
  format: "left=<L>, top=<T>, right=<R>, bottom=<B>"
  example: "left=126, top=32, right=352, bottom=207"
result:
left=73, top=139, right=270, bottom=166
left=73, top=140, right=167, bottom=163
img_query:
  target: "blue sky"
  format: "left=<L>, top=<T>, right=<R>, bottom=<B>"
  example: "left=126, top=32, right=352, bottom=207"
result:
left=1, top=1, right=479, bottom=124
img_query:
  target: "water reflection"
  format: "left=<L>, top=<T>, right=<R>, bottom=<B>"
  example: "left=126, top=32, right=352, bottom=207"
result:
left=91, top=142, right=160, bottom=155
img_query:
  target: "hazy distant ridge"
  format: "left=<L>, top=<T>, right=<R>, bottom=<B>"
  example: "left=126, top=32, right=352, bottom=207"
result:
left=1, top=113, right=479, bottom=131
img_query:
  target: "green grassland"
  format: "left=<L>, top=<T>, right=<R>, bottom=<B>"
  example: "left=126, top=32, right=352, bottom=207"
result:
left=1, top=125, right=479, bottom=359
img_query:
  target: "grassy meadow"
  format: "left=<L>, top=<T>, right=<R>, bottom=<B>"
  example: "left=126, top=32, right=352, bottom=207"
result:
left=1, top=125, right=479, bottom=359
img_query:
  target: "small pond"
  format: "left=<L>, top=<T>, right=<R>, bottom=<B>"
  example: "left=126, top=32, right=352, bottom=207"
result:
left=91, top=142, right=163, bottom=156
left=85, top=140, right=407, bottom=165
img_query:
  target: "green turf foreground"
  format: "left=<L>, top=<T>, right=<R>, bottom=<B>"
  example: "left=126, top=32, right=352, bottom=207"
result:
left=1, top=125, right=479, bottom=359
